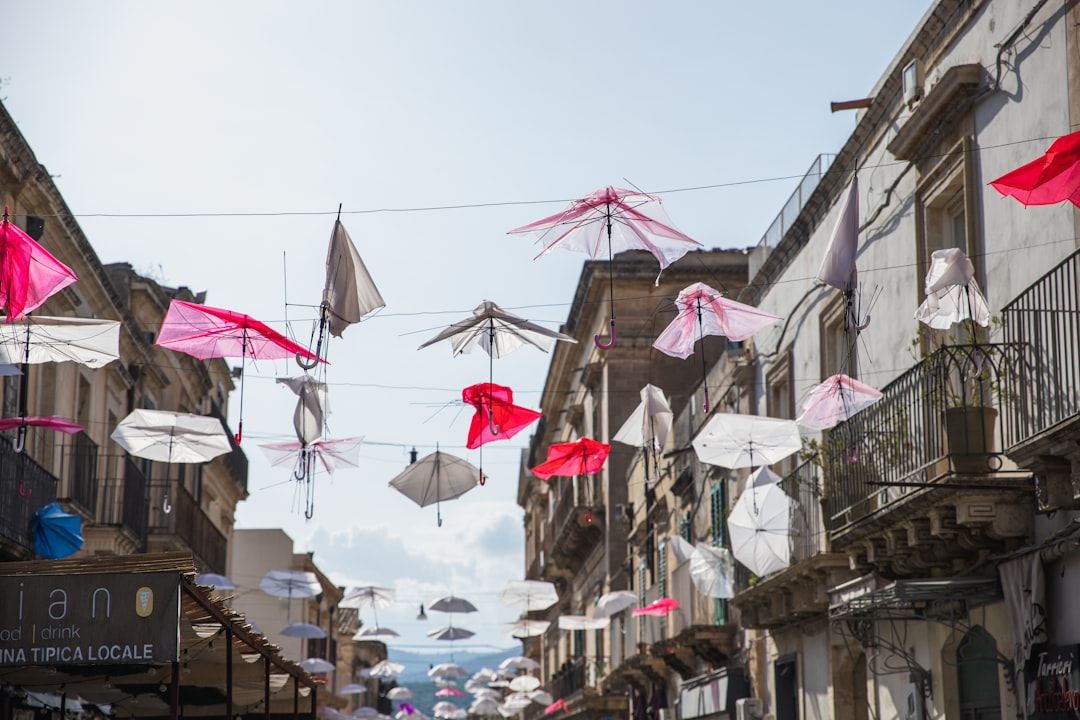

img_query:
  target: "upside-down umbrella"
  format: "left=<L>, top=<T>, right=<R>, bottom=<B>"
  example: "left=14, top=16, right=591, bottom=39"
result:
left=653, top=283, right=782, bottom=412
left=544, top=700, right=569, bottom=715
left=31, top=502, right=83, bottom=559
left=298, top=211, right=386, bottom=369
left=0, top=416, right=83, bottom=455
left=689, top=543, right=735, bottom=599
left=914, top=248, right=990, bottom=330
left=155, top=299, right=322, bottom=444
left=727, top=482, right=794, bottom=576
left=557, top=615, right=610, bottom=631
left=387, top=688, right=413, bottom=700
left=632, top=598, right=679, bottom=617
left=692, top=414, right=801, bottom=470
left=593, top=590, right=637, bottom=618
left=508, top=676, right=540, bottom=693
left=0, top=208, right=78, bottom=322
left=613, top=384, right=672, bottom=485
left=990, top=130, right=1080, bottom=206
left=499, top=580, right=559, bottom=612
left=816, top=176, right=870, bottom=332
left=301, top=658, right=337, bottom=674
left=796, top=374, right=883, bottom=430
left=499, top=656, right=541, bottom=672
left=259, top=569, right=321, bottom=623
left=501, top=619, right=551, bottom=638
left=509, top=186, right=703, bottom=349
left=462, top=382, right=541, bottom=486
left=388, top=450, right=482, bottom=526
left=530, top=438, right=610, bottom=481
left=429, top=663, right=469, bottom=679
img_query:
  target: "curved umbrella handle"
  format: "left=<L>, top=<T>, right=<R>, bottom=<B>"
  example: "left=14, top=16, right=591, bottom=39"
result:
left=234, top=420, right=243, bottom=445
left=703, top=387, right=710, bottom=415
left=594, top=319, right=616, bottom=350
left=163, top=493, right=173, bottom=514
left=12, top=425, right=25, bottom=454
left=295, top=351, right=320, bottom=370
left=17, top=481, right=31, bottom=498
left=846, top=308, right=871, bottom=332
left=488, top=412, right=501, bottom=437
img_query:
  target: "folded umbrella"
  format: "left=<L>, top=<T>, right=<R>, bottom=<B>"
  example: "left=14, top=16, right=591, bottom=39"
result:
left=592, top=590, right=637, bottom=618
left=463, top=383, right=540, bottom=449
left=613, top=384, right=672, bottom=485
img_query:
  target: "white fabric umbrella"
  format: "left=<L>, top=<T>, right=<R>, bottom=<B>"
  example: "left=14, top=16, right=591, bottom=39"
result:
left=915, top=247, right=991, bottom=329
left=429, top=663, right=469, bottom=679
left=112, top=409, right=232, bottom=464
left=418, top=301, right=575, bottom=358
left=692, top=413, right=801, bottom=469
left=365, top=660, right=405, bottom=679
left=727, top=483, right=794, bottom=576
left=389, top=450, right=482, bottom=526
left=501, top=619, right=550, bottom=638
left=353, top=626, right=400, bottom=640
left=386, top=688, right=413, bottom=700
left=613, top=383, right=673, bottom=484
left=281, top=622, right=327, bottom=639
left=496, top=704, right=520, bottom=718
left=428, top=595, right=478, bottom=614
left=557, top=615, right=610, bottom=631
left=338, top=684, right=367, bottom=696
left=669, top=535, right=696, bottom=564
left=277, top=375, right=329, bottom=445
left=427, top=625, right=475, bottom=641
left=499, top=656, right=541, bottom=672
left=0, top=316, right=120, bottom=368
left=508, top=676, right=540, bottom=693
left=817, top=176, right=860, bottom=294
left=528, top=691, right=554, bottom=706
left=748, top=466, right=782, bottom=487
left=593, top=590, right=637, bottom=618
left=433, top=702, right=461, bottom=718
left=195, top=572, right=236, bottom=590
left=259, top=569, right=321, bottom=598
left=341, top=585, right=396, bottom=609
left=502, top=693, right=533, bottom=710
left=323, top=218, right=386, bottom=338
left=688, top=543, right=735, bottom=598
left=468, top=698, right=501, bottom=716
left=499, top=580, right=559, bottom=612
left=300, top=658, right=336, bottom=673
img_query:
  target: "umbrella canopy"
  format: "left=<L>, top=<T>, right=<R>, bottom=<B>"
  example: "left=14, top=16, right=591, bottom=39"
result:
left=749, top=466, right=783, bottom=487
left=544, top=700, right=569, bottom=715
left=499, top=656, right=541, bottom=672
left=0, top=316, right=120, bottom=368
left=428, top=595, right=478, bottom=614
left=796, top=374, right=883, bottom=430
left=509, top=186, right=703, bottom=348
left=0, top=209, right=78, bottom=322
left=281, top=622, right=327, bottom=639
left=388, top=450, right=482, bottom=526
left=508, top=676, right=540, bottom=693
left=529, top=691, right=554, bottom=706
left=353, top=626, right=400, bottom=640
left=653, top=283, right=781, bottom=412
left=468, top=698, right=501, bottom=716
left=339, top=684, right=367, bottom=696
left=386, top=688, right=413, bottom=700
left=195, top=572, right=236, bottom=590
left=728, top=482, right=794, bottom=576
left=816, top=177, right=860, bottom=294
left=429, top=663, right=469, bottom=679
left=990, top=130, right=1080, bottom=206
left=435, top=679, right=459, bottom=689
left=277, top=375, right=329, bottom=446
left=427, top=626, right=475, bottom=641
left=613, top=384, right=672, bottom=484
left=419, top=301, right=574, bottom=359
left=503, top=695, right=533, bottom=711
left=322, top=217, right=386, bottom=338
left=689, top=543, right=735, bottom=599
left=341, top=585, right=396, bottom=609
left=499, top=580, right=559, bottom=612
left=112, top=409, right=233, bottom=463
left=530, top=438, right=610, bottom=480
left=557, top=615, right=610, bottom=631
left=462, top=383, right=541, bottom=449
left=31, top=502, right=82, bottom=559
left=366, top=660, right=406, bottom=679
left=435, top=689, right=464, bottom=698
left=501, top=619, right=551, bottom=638
left=669, top=534, right=696, bottom=564
left=632, top=598, right=679, bottom=617
left=0, top=415, right=83, bottom=453
left=259, top=569, right=321, bottom=598
left=914, top=248, right=991, bottom=330
left=692, top=414, right=801, bottom=469
left=260, top=437, right=364, bottom=475
left=300, top=658, right=336, bottom=673
left=592, top=590, right=637, bottom=618
left=432, top=702, right=461, bottom=719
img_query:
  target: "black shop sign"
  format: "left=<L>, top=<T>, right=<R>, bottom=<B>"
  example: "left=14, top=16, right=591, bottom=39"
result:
left=1026, top=644, right=1080, bottom=718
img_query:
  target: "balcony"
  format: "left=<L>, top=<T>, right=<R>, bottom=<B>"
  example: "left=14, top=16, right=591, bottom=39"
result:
left=148, top=479, right=228, bottom=572
left=542, top=476, right=603, bottom=581
left=523, top=656, right=626, bottom=720
left=95, top=454, right=150, bottom=551
left=0, top=434, right=58, bottom=558
left=209, top=407, right=249, bottom=494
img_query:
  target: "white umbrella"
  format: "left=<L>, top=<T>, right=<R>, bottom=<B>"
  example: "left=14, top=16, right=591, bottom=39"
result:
left=528, top=691, right=554, bottom=706
left=502, top=619, right=550, bottom=638
left=418, top=301, right=574, bottom=358
left=0, top=316, right=120, bottom=368
left=613, top=383, right=673, bottom=483
left=727, top=483, right=794, bottom=576
left=353, top=626, right=400, bottom=640
left=323, top=217, right=386, bottom=338
left=300, top=658, right=336, bottom=673
left=468, top=698, right=501, bottom=716
left=428, top=595, right=478, bottom=614
left=499, top=580, right=559, bottom=612
left=435, top=679, right=459, bottom=688
left=499, top=656, right=541, bottom=672
left=432, top=702, right=461, bottom=718
left=471, top=689, right=502, bottom=700
left=389, top=450, right=482, bottom=526
left=277, top=375, right=329, bottom=445
left=195, top=572, right=236, bottom=590
left=339, top=684, right=367, bottom=696
left=688, top=543, right=735, bottom=598
left=429, top=663, right=469, bottom=679
left=427, top=626, right=475, bottom=641
left=496, top=704, right=520, bottom=718
left=282, top=622, right=327, bottom=639
left=365, top=660, right=405, bottom=679
left=749, top=466, right=782, bottom=487
left=386, top=688, right=413, bottom=700
left=508, top=676, right=540, bottom=693
left=557, top=615, right=610, bottom=631
left=692, top=413, right=801, bottom=469
left=112, top=409, right=232, bottom=464
left=593, top=590, right=637, bottom=618
left=669, top=535, right=696, bottom=564
left=502, top=693, right=533, bottom=710
left=341, top=585, right=396, bottom=609
left=915, top=248, right=990, bottom=330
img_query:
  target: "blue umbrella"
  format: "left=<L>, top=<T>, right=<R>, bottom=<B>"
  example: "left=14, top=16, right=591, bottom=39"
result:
left=31, top=502, right=83, bottom=559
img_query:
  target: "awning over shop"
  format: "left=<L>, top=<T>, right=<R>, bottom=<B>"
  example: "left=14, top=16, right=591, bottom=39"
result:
left=828, top=574, right=1001, bottom=621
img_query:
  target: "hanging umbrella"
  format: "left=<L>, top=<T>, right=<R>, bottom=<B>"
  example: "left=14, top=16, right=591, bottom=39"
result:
left=669, top=535, right=696, bottom=564
left=195, top=572, right=237, bottom=590
left=613, top=384, right=673, bottom=485
left=499, top=656, right=541, bottom=672
left=281, top=622, right=327, bottom=639
left=508, top=676, right=540, bottom=693
left=366, top=660, right=405, bottom=679
left=502, top=619, right=551, bottom=638
left=692, top=414, right=801, bottom=469
left=386, top=688, right=413, bottom=700
left=462, top=382, right=540, bottom=449
left=0, top=316, right=120, bottom=368
left=593, top=590, right=637, bottom=618
left=557, top=615, right=610, bottom=631
left=503, top=694, right=533, bottom=711
left=301, top=658, right=337, bottom=673
left=509, top=186, right=703, bottom=348
left=353, top=626, right=400, bottom=640
left=155, top=299, right=322, bottom=443
left=796, top=374, right=883, bottom=430
left=727, top=482, right=794, bottom=576
left=816, top=176, right=870, bottom=331
left=530, top=438, right=610, bottom=481
left=990, top=129, right=1080, bottom=206
left=632, top=598, right=679, bottom=617
left=0, top=207, right=78, bottom=322
left=748, top=466, right=782, bottom=487
left=435, top=679, right=459, bottom=689
left=339, top=684, right=367, bottom=696
left=259, top=569, right=321, bottom=624
left=435, top=689, right=464, bottom=698
left=432, top=703, right=461, bottom=719
left=529, top=691, right=554, bottom=706
left=388, top=450, right=482, bottom=526
left=688, top=543, right=735, bottom=599
left=342, top=585, right=396, bottom=609
left=260, top=436, right=364, bottom=519
left=113, top=409, right=232, bottom=463
left=653, top=283, right=782, bottom=412
left=544, top=700, right=569, bottom=715
left=468, top=698, right=501, bottom=716
left=914, top=248, right=991, bottom=330
left=429, top=663, right=469, bottom=679
left=499, top=580, right=559, bottom=612
left=298, top=211, right=386, bottom=369
left=0, top=415, right=83, bottom=455
left=428, top=595, right=478, bottom=614
left=278, top=375, right=329, bottom=445
left=427, top=626, right=475, bottom=641
left=31, top=502, right=82, bottom=559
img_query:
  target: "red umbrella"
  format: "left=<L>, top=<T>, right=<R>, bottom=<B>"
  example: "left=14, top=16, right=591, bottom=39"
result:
left=463, top=382, right=541, bottom=486
left=632, top=597, right=679, bottom=617
left=531, top=437, right=610, bottom=480
left=0, top=207, right=78, bottom=322
left=156, top=299, right=322, bottom=443
left=990, top=130, right=1080, bottom=206
left=544, top=700, right=568, bottom=715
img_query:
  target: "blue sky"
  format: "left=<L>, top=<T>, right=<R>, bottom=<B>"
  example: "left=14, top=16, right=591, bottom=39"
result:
left=4, top=1, right=930, bottom=653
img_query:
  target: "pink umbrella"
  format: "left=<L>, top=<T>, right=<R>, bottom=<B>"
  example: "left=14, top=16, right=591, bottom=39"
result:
left=796, top=374, right=882, bottom=431
left=0, top=416, right=84, bottom=471
left=156, top=299, right=322, bottom=443
left=653, top=282, right=781, bottom=411
left=544, top=700, right=568, bottom=715
left=0, top=207, right=78, bottom=322
left=632, top=597, right=679, bottom=617
left=260, top=437, right=364, bottom=517
left=435, top=689, right=464, bottom=698
left=509, top=186, right=702, bottom=349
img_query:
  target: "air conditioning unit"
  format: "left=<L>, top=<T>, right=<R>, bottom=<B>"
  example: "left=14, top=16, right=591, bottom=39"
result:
left=902, top=59, right=923, bottom=107
left=735, top=698, right=763, bottom=720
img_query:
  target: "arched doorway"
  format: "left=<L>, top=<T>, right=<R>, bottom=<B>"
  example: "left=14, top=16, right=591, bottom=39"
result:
left=956, top=626, right=1002, bottom=720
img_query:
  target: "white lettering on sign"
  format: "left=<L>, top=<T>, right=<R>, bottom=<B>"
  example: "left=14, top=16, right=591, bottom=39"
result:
left=92, top=588, right=111, bottom=620
left=1037, top=651, right=1074, bottom=676
left=48, top=590, right=67, bottom=620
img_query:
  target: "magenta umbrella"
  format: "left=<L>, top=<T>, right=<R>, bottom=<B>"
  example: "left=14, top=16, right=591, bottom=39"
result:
left=156, top=299, right=322, bottom=443
left=0, top=207, right=78, bottom=322
left=653, top=282, right=781, bottom=411
left=0, top=415, right=83, bottom=459
left=509, top=187, right=702, bottom=349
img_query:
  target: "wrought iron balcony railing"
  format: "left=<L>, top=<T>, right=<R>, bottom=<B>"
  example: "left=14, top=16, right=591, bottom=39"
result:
left=209, top=406, right=248, bottom=493
left=96, top=453, right=150, bottom=551
left=0, top=433, right=58, bottom=556
left=822, top=343, right=1023, bottom=531
left=1001, top=248, right=1080, bottom=450
left=781, top=460, right=826, bottom=563
left=147, top=479, right=228, bottom=572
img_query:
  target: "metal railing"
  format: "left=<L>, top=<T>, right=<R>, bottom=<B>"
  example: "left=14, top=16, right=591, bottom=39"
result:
left=147, top=480, right=227, bottom=572
left=209, top=407, right=248, bottom=493
left=66, top=431, right=98, bottom=515
left=824, top=343, right=1021, bottom=530
left=551, top=474, right=601, bottom=542
left=550, top=656, right=587, bottom=700
left=781, top=460, right=826, bottom=562
left=96, top=454, right=149, bottom=551
left=1001, top=248, right=1080, bottom=449
left=753, top=155, right=835, bottom=255
left=0, top=434, right=58, bottom=555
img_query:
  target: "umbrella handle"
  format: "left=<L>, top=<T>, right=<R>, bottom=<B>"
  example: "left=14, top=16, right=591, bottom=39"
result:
left=163, top=493, right=173, bottom=514
left=17, top=481, right=30, bottom=497
left=845, top=307, right=871, bottom=332
left=488, top=412, right=501, bottom=437
left=12, top=425, right=25, bottom=454
left=295, top=351, right=320, bottom=370
left=235, top=420, right=243, bottom=445
left=703, top=387, right=710, bottom=415
left=594, top=319, right=616, bottom=349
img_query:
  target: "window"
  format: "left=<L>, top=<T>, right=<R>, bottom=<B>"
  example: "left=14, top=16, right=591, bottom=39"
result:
left=573, top=629, right=585, bottom=659
left=679, top=511, right=692, bottom=544
left=956, top=627, right=1001, bottom=720
left=820, top=292, right=858, bottom=379
left=767, top=349, right=796, bottom=474
left=709, top=481, right=729, bottom=625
